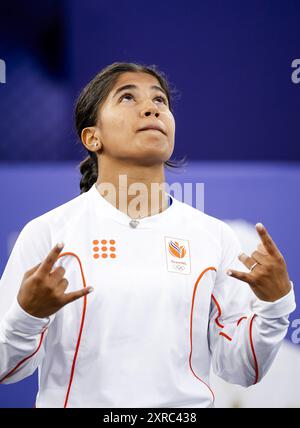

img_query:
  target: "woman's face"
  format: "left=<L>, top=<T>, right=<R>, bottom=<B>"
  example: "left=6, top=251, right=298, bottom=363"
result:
left=96, top=71, right=175, bottom=166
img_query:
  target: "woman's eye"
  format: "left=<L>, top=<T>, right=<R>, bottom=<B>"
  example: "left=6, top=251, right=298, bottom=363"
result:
left=120, top=93, right=134, bottom=102
left=119, top=93, right=168, bottom=106
left=154, top=96, right=168, bottom=105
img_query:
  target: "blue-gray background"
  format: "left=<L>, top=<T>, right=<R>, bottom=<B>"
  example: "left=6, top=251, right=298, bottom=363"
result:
left=0, top=0, right=299, bottom=407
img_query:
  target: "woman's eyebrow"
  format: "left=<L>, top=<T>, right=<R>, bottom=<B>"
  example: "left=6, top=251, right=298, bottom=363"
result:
left=112, top=84, right=167, bottom=99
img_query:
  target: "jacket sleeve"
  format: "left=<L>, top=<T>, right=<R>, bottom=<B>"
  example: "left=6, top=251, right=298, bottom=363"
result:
left=0, top=218, right=55, bottom=384
left=208, top=222, right=296, bottom=387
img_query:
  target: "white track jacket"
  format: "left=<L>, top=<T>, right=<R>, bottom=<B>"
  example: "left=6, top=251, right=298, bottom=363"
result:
left=0, top=184, right=296, bottom=407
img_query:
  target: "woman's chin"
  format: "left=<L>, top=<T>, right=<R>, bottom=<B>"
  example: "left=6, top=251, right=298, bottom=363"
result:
left=136, top=139, right=170, bottom=154
left=133, top=153, right=170, bottom=167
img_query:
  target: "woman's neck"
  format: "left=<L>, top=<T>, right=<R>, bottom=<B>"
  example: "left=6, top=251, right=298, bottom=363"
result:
left=96, top=157, right=169, bottom=219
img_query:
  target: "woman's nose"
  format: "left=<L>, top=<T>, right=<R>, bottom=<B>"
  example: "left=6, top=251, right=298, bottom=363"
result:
left=140, top=102, right=160, bottom=118
left=143, top=110, right=160, bottom=117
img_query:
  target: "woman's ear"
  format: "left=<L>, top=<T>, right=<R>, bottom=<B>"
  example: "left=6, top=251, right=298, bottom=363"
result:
left=81, top=127, right=103, bottom=153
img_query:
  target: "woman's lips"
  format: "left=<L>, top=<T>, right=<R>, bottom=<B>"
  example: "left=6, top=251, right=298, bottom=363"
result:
left=138, top=128, right=166, bottom=135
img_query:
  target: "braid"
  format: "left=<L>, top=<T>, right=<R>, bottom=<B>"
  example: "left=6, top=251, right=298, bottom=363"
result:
left=79, top=152, right=98, bottom=194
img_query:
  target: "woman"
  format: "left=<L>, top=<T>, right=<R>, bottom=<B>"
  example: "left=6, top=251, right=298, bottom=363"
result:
left=0, top=62, right=296, bottom=408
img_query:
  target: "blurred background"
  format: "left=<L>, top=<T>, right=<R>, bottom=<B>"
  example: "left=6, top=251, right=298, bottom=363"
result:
left=0, top=0, right=299, bottom=408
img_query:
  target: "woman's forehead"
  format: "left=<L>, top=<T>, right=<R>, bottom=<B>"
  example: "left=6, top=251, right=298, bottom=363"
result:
left=112, top=71, right=160, bottom=91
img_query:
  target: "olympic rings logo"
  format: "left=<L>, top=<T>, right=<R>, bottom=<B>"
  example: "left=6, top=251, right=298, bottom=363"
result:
left=175, top=265, right=185, bottom=271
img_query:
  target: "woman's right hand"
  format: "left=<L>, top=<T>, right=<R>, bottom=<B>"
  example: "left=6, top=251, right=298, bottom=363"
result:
left=17, top=243, right=93, bottom=318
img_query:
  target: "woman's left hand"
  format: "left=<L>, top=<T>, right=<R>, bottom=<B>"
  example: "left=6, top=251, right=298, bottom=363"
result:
left=227, top=223, right=291, bottom=302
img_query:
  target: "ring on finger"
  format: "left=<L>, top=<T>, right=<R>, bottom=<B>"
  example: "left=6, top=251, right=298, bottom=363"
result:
left=249, top=262, right=258, bottom=272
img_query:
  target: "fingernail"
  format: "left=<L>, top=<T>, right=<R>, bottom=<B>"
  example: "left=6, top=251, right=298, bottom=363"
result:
left=57, top=242, right=64, bottom=249
left=227, top=270, right=232, bottom=276
left=88, top=287, right=94, bottom=293
left=256, top=223, right=264, bottom=230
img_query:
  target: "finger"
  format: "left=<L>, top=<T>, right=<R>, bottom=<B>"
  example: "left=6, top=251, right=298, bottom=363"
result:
left=57, top=278, right=69, bottom=293
left=257, top=242, right=268, bottom=255
left=255, top=223, right=280, bottom=256
left=238, top=252, right=256, bottom=270
left=63, top=287, right=94, bottom=306
left=50, top=266, right=66, bottom=281
left=37, top=243, right=65, bottom=276
left=251, top=250, right=266, bottom=264
left=227, top=269, right=253, bottom=284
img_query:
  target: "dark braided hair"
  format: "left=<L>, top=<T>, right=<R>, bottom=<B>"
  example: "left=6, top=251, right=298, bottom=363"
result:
left=75, top=62, right=187, bottom=194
